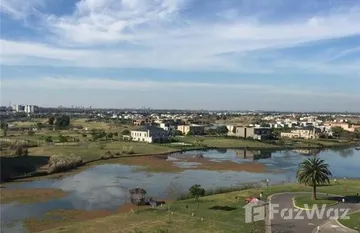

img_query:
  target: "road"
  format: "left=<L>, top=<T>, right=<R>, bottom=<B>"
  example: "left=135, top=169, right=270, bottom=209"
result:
left=268, top=193, right=360, bottom=233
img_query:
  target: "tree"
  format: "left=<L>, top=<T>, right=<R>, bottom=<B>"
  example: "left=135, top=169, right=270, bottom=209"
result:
left=354, top=128, right=360, bottom=139
left=0, top=120, right=8, bottom=136
left=296, top=157, right=332, bottom=200
left=48, top=116, right=55, bottom=125
left=216, top=126, right=228, bottom=135
left=331, top=126, right=344, bottom=137
left=55, top=115, right=70, bottom=129
left=107, top=132, right=113, bottom=140
left=121, top=129, right=130, bottom=135
left=113, top=132, right=119, bottom=137
left=37, top=122, right=43, bottom=129
left=45, top=136, right=53, bottom=143
left=189, top=184, right=205, bottom=209
left=186, top=131, right=194, bottom=136
left=58, top=134, right=68, bottom=143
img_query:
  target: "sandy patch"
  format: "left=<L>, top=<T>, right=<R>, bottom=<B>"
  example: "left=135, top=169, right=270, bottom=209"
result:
left=0, top=188, right=67, bottom=204
left=118, top=154, right=269, bottom=173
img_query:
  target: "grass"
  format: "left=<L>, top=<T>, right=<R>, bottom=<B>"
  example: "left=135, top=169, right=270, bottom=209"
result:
left=32, top=179, right=360, bottom=233
left=338, top=212, right=360, bottom=231
left=177, top=136, right=279, bottom=148
left=29, top=141, right=177, bottom=162
left=293, top=195, right=338, bottom=209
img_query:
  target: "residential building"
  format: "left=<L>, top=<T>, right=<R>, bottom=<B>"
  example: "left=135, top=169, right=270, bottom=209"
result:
left=177, top=124, right=205, bottom=135
left=133, top=118, right=154, bottom=126
left=227, top=126, right=271, bottom=140
left=12, top=104, right=25, bottom=112
left=324, top=122, right=360, bottom=132
left=25, top=105, right=38, bottom=113
left=130, top=126, right=170, bottom=143
left=280, top=128, right=319, bottom=139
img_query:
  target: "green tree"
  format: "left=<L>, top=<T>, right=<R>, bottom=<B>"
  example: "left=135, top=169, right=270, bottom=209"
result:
left=354, top=128, right=360, bottom=139
left=37, top=122, right=43, bottom=129
left=107, top=132, right=113, bottom=140
left=189, top=184, right=205, bottom=209
left=45, top=136, right=53, bottom=143
left=55, top=115, right=70, bottom=129
left=121, top=129, right=130, bottom=135
left=297, top=157, right=332, bottom=200
left=48, top=116, right=55, bottom=125
left=331, top=126, right=344, bottom=137
left=0, top=120, right=8, bottom=136
left=58, top=134, right=68, bottom=143
left=216, top=126, right=228, bottom=135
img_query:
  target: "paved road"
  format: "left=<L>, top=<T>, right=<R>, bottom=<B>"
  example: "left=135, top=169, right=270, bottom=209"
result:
left=268, top=193, right=360, bottom=233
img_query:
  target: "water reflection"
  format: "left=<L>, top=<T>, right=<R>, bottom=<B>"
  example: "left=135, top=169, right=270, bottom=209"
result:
left=1, top=148, right=360, bottom=233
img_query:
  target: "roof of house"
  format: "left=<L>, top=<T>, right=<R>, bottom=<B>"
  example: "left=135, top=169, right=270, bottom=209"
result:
left=134, top=125, right=165, bottom=132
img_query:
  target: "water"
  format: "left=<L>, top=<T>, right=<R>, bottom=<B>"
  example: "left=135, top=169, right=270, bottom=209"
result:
left=1, top=148, right=360, bottom=232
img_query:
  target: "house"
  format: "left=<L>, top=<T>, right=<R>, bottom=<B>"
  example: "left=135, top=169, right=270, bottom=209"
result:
left=177, top=124, right=204, bottom=135
left=227, top=126, right=271, bottom=140
left=324, top=122, right=360, bottom=132
left=133, top=118, right=154, bottom=126
left=280, top=128, right=319, bottom=139
left=131, top=126, right=170, bottom=143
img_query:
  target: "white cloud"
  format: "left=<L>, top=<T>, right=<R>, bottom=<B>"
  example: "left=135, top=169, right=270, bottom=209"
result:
left=0, top=0, right=44, bottom=19
left=1, top=0, right=360, bottom=75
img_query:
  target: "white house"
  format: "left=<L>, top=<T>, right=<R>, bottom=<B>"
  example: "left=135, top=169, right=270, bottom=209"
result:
left=131, top=126, right=170, bottom=143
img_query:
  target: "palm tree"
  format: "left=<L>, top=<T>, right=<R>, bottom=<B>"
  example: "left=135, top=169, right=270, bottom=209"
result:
left=297, top=157, right=332, bottom=200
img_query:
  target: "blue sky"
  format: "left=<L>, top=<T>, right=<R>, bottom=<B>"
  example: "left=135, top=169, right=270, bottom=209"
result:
left=0, top=0, right=359, bottom=111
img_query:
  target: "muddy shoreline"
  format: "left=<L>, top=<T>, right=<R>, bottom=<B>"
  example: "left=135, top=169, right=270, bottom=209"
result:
left=2, top=143, right=358, bottom=183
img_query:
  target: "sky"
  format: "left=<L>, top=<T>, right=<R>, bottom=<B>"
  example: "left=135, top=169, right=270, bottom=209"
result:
left=0, top=0, right=360, bottom=111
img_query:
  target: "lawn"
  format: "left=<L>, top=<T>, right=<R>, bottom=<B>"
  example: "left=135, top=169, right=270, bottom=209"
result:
left=338, top=212, right=360, bottom=231
left=177, top=136, right=279, bottom=148
left=34, top=180, right=360, bottom=233
left=293, top=195, right=338, bottom=209
left=29, top=141, right=177, bottom=162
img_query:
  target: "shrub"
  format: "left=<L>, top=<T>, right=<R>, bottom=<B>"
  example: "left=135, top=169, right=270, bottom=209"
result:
left=121, top=146, right=134, bottom=154
left=121, top=129, right=130, bottom=135
left=14, top=145, right=29, bottom=157
left=48, top=154, right=83, bottom=174
left=101, top=150, right=114, bottom=159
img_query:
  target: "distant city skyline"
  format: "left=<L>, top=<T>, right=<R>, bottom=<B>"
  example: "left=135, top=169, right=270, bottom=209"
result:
left=1, top=0, right=360, bottom=111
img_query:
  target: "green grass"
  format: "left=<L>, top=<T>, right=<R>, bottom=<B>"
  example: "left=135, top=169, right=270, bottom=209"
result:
left=29, top=141, right=177, bottom=162
left=338, top=212, right=360, bottom=231
left=35, top=180, right=360, bottom=233
left=293, top=195, right=338, bottom=209
left=177, top=136, right=279, bottom=148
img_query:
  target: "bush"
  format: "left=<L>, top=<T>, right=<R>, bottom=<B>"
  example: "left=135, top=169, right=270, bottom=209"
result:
left=14, top=145, right=29, bottom=157
left=121, top=146, right=134, bottom=154
left=121, top=129, right=130, bottom=135
left=101, top=150, right=114, bottom=159
left=47, top=154, right=83, bottom=174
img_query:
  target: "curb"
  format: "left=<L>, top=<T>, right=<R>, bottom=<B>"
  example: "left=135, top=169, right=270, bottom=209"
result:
left=292, top=196, right=339, bottom=211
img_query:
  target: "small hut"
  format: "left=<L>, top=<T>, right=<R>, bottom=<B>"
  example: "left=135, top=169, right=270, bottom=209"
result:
left=129, top=187, right=147, bottom=205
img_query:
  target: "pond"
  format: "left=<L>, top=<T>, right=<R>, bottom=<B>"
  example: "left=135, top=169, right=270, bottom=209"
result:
left=1, top=147, right=360, bottom=232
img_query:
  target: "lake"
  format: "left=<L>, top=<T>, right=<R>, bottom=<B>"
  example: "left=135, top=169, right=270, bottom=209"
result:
left=1, top=148, right=360, bottom=232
